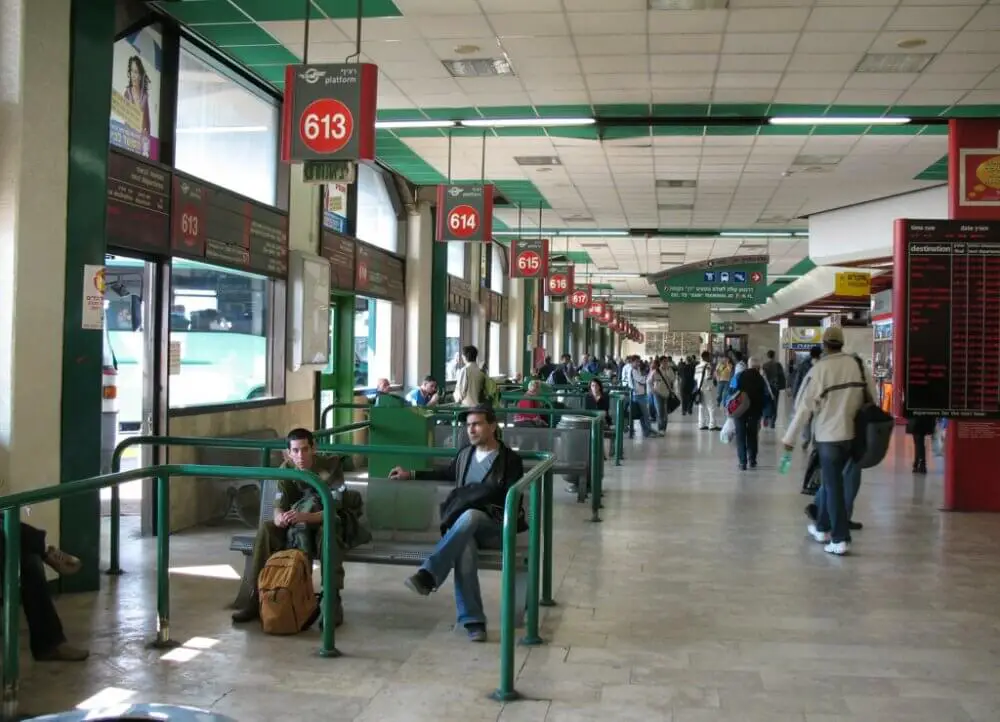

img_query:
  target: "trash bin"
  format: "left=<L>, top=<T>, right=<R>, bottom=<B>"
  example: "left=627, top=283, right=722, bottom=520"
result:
left=555, top=414, right=592, bottom=496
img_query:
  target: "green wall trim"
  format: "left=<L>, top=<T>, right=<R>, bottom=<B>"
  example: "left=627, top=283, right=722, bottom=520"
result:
left=333, top=295, right=356, bottom=427
left=522, top=280, right=534, bottom=378
left=60, top=0, right=116, bottom=593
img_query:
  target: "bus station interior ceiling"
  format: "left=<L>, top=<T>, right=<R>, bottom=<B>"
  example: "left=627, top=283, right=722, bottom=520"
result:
left=156, top=0, right=1000, bottom=300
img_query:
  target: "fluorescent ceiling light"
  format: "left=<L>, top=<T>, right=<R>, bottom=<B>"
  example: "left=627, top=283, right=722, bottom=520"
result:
left=769, top=116, right=911, bottom=126
left=375, top=120, right=456, bottom=129
left=720, top=231, right=792, bottom=237
left=460, top=117, right=595, bottom=128
left=557, top=230, right=628, bottom=236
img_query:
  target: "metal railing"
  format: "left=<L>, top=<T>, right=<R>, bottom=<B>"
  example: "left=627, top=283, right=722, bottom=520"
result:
left=320, top=402, right=374, bottom=429
left=0, top=464, right=339, bottom=721
left=107, top=422, right=369, bottom=575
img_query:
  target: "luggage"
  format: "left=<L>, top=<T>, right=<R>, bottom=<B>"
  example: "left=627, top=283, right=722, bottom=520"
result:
left=850, top=357, right=894, bottom=469
left=801, top=447, right=821, bottom=496
left=258, top=549, right=317, bottom=635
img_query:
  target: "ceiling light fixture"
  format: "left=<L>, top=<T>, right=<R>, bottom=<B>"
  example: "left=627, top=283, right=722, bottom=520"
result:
left=720, top=231, right=792, bottom=238
left=555, top=230, right=628, bottom=236
left=460, top=117, right=596, bottom=128
left=769, top=116, right=911, bottom=126
left=374, top=120, right=457, bottom=130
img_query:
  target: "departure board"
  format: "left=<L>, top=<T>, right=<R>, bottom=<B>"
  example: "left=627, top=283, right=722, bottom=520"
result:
left=320, top=229, right=356, bottom=292
left=106, top=150, right=171, bottom=254
left=170, top=174, right=289, bottom=278
left=355, top=241, right=404, bottom=304
left=904, top=219, right=1000, bottom=417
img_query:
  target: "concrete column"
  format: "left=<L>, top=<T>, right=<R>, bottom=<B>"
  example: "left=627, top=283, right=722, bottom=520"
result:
left=508, top=279, right=525, bottom=378
left=553, top=302, right=565, bottom=359
left=285, top=163, right=320, bottom=403
left=405, top=201, right=432, bottom=387
left=0, top=0, right=74, bottom=548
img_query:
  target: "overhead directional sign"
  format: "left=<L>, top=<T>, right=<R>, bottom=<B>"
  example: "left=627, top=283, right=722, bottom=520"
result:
left=435, top=184, right=494, bottom=243
left=650, top=255, right=769, bottom=307
left=282, top=63, right=378, bottom=163
left=546, top=266, right=574, bottom=297
left=587, top=300, right=606, bottom=319
left=568, top=284, right=591, bottom=309
left=510, top=238, right=548, bottom=278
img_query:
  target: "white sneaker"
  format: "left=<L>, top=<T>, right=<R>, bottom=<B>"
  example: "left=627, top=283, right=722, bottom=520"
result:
left=824, top=541, right=850, bottom=556
left=807, top=524, right=830, bottom=543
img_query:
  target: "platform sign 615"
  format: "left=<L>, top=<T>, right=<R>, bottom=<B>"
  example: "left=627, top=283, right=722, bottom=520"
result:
left=435, top=184, right=494, bottom=243
left=545, top=266, right=574, bottom=297
left=282, top=63, right=378, bottom=163
left=510, top=238, right=548, bottom=278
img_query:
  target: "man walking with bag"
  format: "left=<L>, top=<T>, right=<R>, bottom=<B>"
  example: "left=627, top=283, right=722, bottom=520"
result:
left=694, top=351, right=719, bottom=431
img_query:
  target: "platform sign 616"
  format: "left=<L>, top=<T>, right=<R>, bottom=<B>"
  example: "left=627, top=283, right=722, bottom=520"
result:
left=435, top=184, right=494, bottom=243
left=510, top=238, right=548, bottom=278
left=282, top=63, right=379, bottom=163
left=546, top=266, right=574, bottom=297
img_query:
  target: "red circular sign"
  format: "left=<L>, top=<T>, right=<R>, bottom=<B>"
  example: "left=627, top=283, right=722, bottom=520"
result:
left=549, top=274, right=568, bottom=292
left=516, top=250, right=541, bottom=275
left=570, top=290, right=588, bottom=308
left=299, top=98, right=354, bottom=155
left=447, top=205, right=480, bottom=238
left=180, top=205, right=202, bottom=247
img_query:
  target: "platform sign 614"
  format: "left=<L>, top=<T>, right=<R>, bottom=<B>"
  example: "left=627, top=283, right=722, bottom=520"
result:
left=546, top=266, right=574, bottom=297
left=282, top=63, right=379, bottom=163
left=435, top=184, right=494, bottom=243
left=510, top=238, right=548, bottom=278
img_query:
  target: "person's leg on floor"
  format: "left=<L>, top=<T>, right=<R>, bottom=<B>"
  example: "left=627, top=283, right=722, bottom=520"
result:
left=406, top=510, right=497, bottom=596
left=814, top=442, right=851, bottom=550
left=636, top=395, right=655, bottom=437
left=770, top=390, right=781, bottom=428
left=17, top=523, right=81, bottom=576
left=653, top=394, right=667, bottom=432
left=912, top=432, right=927, bottom=472
left=232, top=521, right=288, bottom=622
left=745, top=414, right=760, bottom=467
left=843, top=459, right=862, bottom=526
left=734, top=417, right=748, bottom=470
left=21, top=553, right=88, bottom=661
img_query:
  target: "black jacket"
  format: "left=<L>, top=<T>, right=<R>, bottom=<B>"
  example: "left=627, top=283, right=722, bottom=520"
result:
left=736, top=367, right=768, bottom=416
left=416, top=442, right=526, bottom=533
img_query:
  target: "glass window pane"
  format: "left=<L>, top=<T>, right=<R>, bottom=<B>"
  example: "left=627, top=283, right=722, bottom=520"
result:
left=356, top=164, right=398, bottom=252
left=490, top=245, right=504, bottom=293
left=447, top=242, right=465, bottom=278
left=489, top=322, right=501, bottom=376
left=446, top=313, right=462, bottom=380
left=353, top=296, right=370, bottom=388
left=169, top=259, right=271, bottom=408
left=175, top=43, right=279, bottom=205
left=110, top=26, right=163, bottom=160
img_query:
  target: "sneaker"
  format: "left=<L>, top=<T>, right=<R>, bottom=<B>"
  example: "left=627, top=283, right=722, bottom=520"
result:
left=804, top=503, right=818, bottom=522
left=710, top=426, right=722, bottom=431
left=405, top=569, right=435, bottom=596
left=35, top=643, right=89, bottom=662
left=465, top=623, right=488, bottom=642
left=43, top=547, right=81, bottom=577
left=824, top=541, right=850, bottom=556
left=848, top=521, right=864, bottom=531
left=807, top=523, right=830, bottom=543
left=698, top=426, right=709, bottom=431
left=738, top=464, right=747, bottom=471
left=231, top=600, right=259, bottom=624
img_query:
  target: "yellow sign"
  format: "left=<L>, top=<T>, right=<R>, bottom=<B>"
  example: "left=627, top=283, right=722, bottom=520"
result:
left=834, top=271, right=871, bottom=298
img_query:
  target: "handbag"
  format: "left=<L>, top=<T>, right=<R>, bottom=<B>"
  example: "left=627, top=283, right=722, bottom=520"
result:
left=850, top=356, right=894, bottom=469
left=726, top=390, right=750, bottom=419
left=666, top=392, right=681, bottom=414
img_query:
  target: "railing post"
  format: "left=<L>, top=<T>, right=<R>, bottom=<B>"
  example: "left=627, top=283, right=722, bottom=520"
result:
left=541, top=469, right=555, bottom=607
left=107, top=444, right=125, bottom=575
left=319, top=491, right=341, bottom=658
left=260, top=447, right=270, bottom=468
left=590, top=421, right=602, bottom=523
left=614, top=396, right=624, bottom=465
left=2, top=509, right=21, bottom=721
left=491, top=488, right=521, bottom=702
left=519, top=478, right=543, bottom=647
left=149, top=473, right=179, bottom=650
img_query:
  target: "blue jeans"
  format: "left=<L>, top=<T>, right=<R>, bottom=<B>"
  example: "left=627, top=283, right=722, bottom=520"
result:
left=652, top=394, right=667, bottom=432
left=813, top=441, right=861, bottom=544
left=420, top=509, right=501, bottom=627
left=631, top=394, right=653, bottom=436
left=733, top=414, right=760, bottom=467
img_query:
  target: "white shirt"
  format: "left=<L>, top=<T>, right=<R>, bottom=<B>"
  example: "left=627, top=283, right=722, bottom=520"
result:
left=454, top=362, right=484, bottom=406
left=621, top=363, right=635, bottom=390
left=783, top=352, right=877, bottom=445
left=694, top=361, right=714, bottom=392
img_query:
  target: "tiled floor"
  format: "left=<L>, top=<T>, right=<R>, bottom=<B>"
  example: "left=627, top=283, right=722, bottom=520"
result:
left=15, top=413, right=1000, bottom=721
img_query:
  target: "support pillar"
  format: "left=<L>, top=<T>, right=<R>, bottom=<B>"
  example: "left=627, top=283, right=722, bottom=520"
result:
left=429, top=219, right=448, bottom=386
left=405, top=202, right=432, bottom=388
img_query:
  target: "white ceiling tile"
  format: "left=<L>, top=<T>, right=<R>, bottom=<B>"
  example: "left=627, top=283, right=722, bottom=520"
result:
left=722, top=32, right=799, bottom=54
left=842, top=72, right=919, bottom=90
left=786, top=53, right=864, bottom=73
left=587, top=73, right=650, bottom=90
left=651, top=89, right=713, bottom=103
left=894, top=89, right=967, bottom=105
left=411, top=14, right=493, bottom=39
left=804, top=6, right=894, bottom=32
left=956, top=90, right=1000, bottom=105
left=362, top=40, right=437, bottom=63
left=491, top=13, right=570, bottom=37
left=377, top=59, right=454, bottom=80
left=304, top=42, right=369, bottom=63
left=564, top=0, right=646, bottom=9
left=589, top=89, right=653, bottom=104
left=928, top=54, right=1000, bottom=74
left=648, top=34, right=723, bottom=54
left=405, top=92, right=472, bottom=107
left=780, top=73, right=850, bottom=89
left=910, top=73, right=988, bottom=91
left=968, top=4, right=1000, bottom=29
left=426, top=37, right=502, bottom=59
left=651, top=73, right=716, bottom=89
left=867, top=31, right=956, bottom=54
left=513, top=56, right=581, bottom=76
left=718, top=54, right=791, bottom=73
left=529, top=88, right=592, bottom=104
left=580, top=55, right=650, bottom=75
left=647, top=9, right=728, bottom=34
left=650, top=54, right=719, bottom=73
left=332, top=17, right=418, bottom=41
left=394, top=0, right=483, bottom=13
left=259, top=19, right=346, bottom=45
left=774, top=88, right=839, bottom=103
left=567, top=11, right=647, bottom=35
left=500, top=36, right=577, bottom=58
left=465, top=90, right=533, bottom=105
left=714, top=73, right=783, bottom=89
left=574, top=35, right=649, bottom=56
left=522, top=74, right=586, bottom=91
left=479, top=0, right=564, bottom=9
left=797, top=32, right=877, bottom=54
left=712, top=88, right=777, bottom=103
left=946, top=32, right=998, bottom=54
left=400, top=78, right=463, bottom=95
left=834, top=89, right=903, bottom=105
left=886, top=5, right=980, bottom=31
left=726, top=8, right=810, bottom=32
left=976, top=71, right=1000, bottom=90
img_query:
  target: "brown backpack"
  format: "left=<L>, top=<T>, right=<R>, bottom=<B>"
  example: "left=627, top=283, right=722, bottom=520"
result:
left=257, top=549, right=317, bottom=635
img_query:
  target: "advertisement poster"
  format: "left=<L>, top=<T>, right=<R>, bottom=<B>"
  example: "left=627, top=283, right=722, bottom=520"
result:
left=82, top=265, right=106, bottom=330
left=324, top=182, right=349, bottom=233
left=960, top=149, right=1000, bottom=206
left=110, top=26, right=162, bottom=160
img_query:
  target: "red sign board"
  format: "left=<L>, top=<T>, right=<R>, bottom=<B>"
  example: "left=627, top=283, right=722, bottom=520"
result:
left=600, top=306, right=615, bottom=325
left=435, top=185, right=493, bottom=243
left=510, top=238, right=548, bottom=278
left=546, top=266, right=574, bottom=297
left=568, top=285, right=591, bottom=309
left=587, top=300, right=605, bottom=318
left=281, top=63, right=378, bottom=163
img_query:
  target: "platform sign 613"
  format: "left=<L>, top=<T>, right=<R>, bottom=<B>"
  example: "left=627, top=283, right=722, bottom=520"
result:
left=282, top=63, right=379, bottom=163
left=546, top=266, right=574, bottom=297
left=435, top=184, right=494, bottom=243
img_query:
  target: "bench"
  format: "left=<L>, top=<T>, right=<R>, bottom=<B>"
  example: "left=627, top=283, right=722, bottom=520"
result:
left=229, top=477, right=530, bottom=624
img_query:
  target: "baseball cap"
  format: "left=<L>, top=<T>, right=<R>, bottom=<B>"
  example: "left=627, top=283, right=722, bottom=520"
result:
left=822, top=326, right=845, bottom=347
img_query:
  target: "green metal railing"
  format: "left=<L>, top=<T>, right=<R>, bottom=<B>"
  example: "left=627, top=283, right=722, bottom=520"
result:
left=320, top=402, right=373, bottom=429
left=0, top=464, right=339, bottom=721
left=107, top=422, right=369, bottom=575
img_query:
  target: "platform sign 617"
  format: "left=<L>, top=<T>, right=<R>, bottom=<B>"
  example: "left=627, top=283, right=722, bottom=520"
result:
left=435, top=184, right=494, bottom=243
left=282, top=63, right=379, bottom=163
left=568, top=285, right=591, bottom=310
left=545, top=266, right=574, bottom=297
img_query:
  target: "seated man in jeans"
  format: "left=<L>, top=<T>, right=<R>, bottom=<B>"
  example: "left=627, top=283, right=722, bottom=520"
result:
left=0, top=522, right=88, bottom=661
left=390, top=406, right=524, bottom=643
left=232, top=428, right=364, bottom=627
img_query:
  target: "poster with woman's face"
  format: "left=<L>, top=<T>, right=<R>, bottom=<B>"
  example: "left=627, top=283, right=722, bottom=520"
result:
left=110, top=26, right=162, bottom=160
